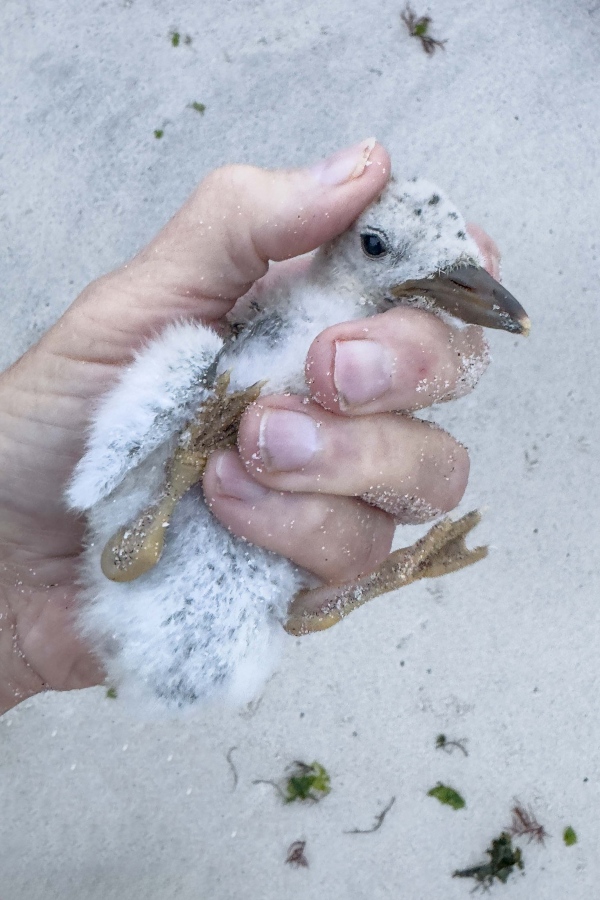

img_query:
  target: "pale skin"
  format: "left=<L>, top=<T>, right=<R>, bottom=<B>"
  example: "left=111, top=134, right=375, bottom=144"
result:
left=0, top=141, right=499, bottom=714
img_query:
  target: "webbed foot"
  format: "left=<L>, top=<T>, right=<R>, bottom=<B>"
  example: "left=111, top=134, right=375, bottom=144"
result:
left=285, top=510, right=487, bottom=635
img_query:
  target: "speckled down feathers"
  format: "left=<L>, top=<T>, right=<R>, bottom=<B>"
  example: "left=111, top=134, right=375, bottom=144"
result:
left=68, top=178, right=484, bottom=713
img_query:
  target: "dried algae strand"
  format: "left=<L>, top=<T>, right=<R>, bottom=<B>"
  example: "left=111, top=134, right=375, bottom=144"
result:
left=345, top=797, right=396, bottom=834
left=435, top=733, right=469, bottom=757
left=285, top=840, right=309, bottom=868
left=507, top=802, right=548, bottom=844
left=226, top=746, right=239, bottom=791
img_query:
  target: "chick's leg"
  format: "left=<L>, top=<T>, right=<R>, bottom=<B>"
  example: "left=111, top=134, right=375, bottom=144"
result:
left=284, top=510, right=487, bottom=636
left=101, top=373, right=263, bottom=582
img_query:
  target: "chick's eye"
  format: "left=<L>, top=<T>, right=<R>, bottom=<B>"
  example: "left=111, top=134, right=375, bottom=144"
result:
left=361, top=231, right=388, bottom=258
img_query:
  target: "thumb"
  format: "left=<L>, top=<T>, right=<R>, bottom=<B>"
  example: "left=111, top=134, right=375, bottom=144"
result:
left=50, top=139, right=390, bottom=365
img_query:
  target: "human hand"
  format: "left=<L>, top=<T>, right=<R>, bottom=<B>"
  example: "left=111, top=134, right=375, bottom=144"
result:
left=0, top=140, right=496, bottom=712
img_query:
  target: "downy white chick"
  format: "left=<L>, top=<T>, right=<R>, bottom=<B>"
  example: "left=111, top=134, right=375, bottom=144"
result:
left=68, top=177, right=529, bottom=713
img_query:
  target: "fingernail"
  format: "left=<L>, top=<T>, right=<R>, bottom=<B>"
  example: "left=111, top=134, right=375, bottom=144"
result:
left=334, top=340, right=394, bottom=407
left=215, top=452, right=269, bottom=501
left=259, top=410, right=321, bottom=471
left=310, top=137, right=377, bottom=186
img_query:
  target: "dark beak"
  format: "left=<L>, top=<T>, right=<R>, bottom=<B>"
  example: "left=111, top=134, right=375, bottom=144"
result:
left=390, top=264, right=530, bottom=335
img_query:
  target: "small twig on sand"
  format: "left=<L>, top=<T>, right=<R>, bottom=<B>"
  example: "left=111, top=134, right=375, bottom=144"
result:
left=436, top=733, right=469, bottom=757
left=345, top=796, right=396, bottom=834
left=252, top=779, right=287, bottom=801
left=226, top=746, right=239, bottom=791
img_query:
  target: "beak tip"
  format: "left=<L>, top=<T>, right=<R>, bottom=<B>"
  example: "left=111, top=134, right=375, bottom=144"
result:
left=519, top=316, right=531, bottom=337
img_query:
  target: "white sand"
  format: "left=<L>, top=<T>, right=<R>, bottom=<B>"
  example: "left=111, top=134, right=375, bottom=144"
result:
left=1, top=0, right=599, bottom=896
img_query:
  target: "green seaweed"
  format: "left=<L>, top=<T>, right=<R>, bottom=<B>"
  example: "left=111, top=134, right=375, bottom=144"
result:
left=189, top=101, right=206, bottom=114
left=285, top=761, right=331, bottom=803
left=427, top=782, right=465, bottom=810
left=400, top=4, right=447, bottom=54
left=253, top=760, right=331, bottom=803
left=154, top=129, right=164, bottom=139
left=170, top=31, right=192, bottom=46
left=563, top=826, right=577, bottom=846
left=106, top=687, right=117, bottom=699
left=453, top=832, right=524, bottom=888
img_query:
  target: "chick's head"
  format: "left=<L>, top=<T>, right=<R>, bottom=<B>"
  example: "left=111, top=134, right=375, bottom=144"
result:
left=324, top=177, right=481, bottom=303
left=321, top=177, right=529, bottom=335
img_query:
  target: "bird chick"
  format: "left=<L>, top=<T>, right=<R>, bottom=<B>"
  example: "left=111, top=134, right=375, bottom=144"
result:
left=68, top=177, right=528, bottom=712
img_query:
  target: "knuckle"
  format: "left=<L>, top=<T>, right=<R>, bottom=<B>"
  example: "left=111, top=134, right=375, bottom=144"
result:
left=72, top=272, right=137, bottom=326
left=361, top=511, right=395, bottom=573
left=440, top=441, right=470, bottom=511
left=77, top=272, right=117, bottom=305
left=305, top=334, right=337, bottom=408
left=202, top=164, right=252, bottom=196
left=320, top=503, right=393, bottom=580
left=202, top=166, right=269, bottom=284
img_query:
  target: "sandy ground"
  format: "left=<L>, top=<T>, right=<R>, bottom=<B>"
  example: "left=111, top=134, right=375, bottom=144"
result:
left=1, top=0, right=600, bottom=897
